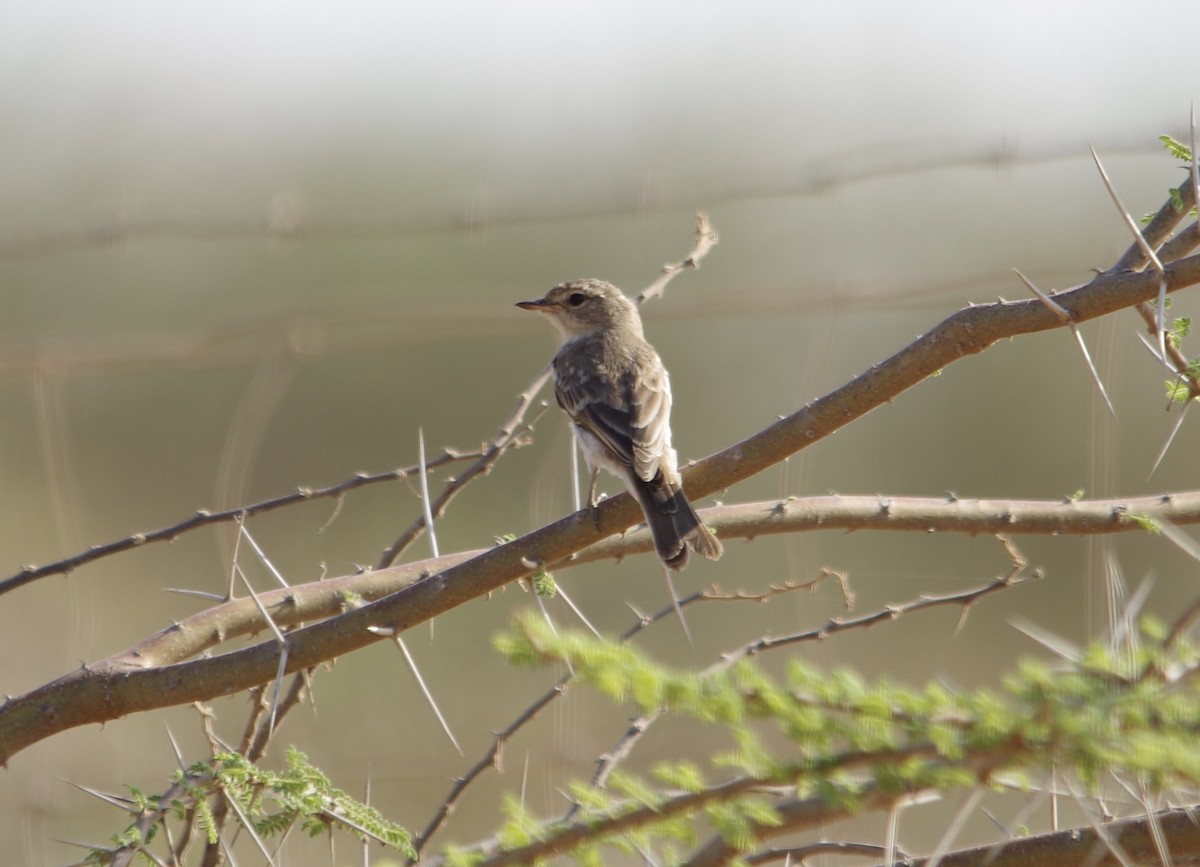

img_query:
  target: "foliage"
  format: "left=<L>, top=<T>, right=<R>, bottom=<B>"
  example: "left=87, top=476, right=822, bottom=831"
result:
left=92, top=748, right=414, bottom=864
left=472, top=612, right=1200, bottom=863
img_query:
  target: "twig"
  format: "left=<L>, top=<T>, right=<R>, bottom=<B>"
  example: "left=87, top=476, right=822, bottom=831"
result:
left=375, top=384, right=550, bottom=567
left=637, top=213, right=719, bottom=304
left=0, top=451, right=491, bottom=598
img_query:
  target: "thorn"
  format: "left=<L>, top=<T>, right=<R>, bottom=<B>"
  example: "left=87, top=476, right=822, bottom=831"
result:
left=393, top=636, right=463, bottom=755
left=164, top=725, right=187, bottom=770
left=663, top=567, right=693, bottom=651
left=1090, top=144, right=1168, bottom=360
left=555, top=586, right=603, bottom=639
left=238, top=522, right=290, bottom=589
left=1015, top=267, right=1116, bottom=419
left=62, top=780, right=136, bottom=812
left=1148, top=399, right=1193, bottom=479
left=1014, top=268, right=1072, bottom=323
left=419, top=428, right=440, bottom=560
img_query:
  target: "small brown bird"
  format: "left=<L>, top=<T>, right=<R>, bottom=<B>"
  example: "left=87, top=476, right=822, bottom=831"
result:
left=517, top=279, right=722, bottom=570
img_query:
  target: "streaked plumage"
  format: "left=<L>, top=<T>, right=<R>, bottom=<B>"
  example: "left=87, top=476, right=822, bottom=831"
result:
left=517, top=279, right=722, bottom=570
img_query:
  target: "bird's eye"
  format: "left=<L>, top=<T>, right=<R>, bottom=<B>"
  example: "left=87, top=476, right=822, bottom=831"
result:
left=567, top=292, right=587, bottom=307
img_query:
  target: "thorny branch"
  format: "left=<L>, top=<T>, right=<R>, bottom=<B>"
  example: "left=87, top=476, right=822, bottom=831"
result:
left=4, top=172, right=1200, bottom=866
left=3, top=499, right=1200, bottom=762
left=19, top=492, right=1193, bottom=676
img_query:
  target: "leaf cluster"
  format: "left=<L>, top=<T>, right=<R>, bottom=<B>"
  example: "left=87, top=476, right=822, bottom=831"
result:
left=482, top=612, right=1200, bottom=863
left=93, top=748, right=413, bottom=864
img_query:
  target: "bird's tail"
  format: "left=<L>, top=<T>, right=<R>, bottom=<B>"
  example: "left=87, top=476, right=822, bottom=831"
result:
left=631, top=475, right=723, bottom=571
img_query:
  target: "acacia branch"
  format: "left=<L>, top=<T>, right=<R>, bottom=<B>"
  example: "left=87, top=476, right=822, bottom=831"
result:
left=2, top=486, right=1199, bottom=766
left=43, top=493, right=1200, bottom=670
left=2, top=239, right=1200, bottom=764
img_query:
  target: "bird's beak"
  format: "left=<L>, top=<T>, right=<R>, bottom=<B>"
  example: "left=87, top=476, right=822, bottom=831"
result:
left=516, top=298, right=556, bottom=312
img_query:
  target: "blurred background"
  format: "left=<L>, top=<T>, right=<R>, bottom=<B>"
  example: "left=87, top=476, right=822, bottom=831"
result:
left=2, top=1, right=1199, bottom=863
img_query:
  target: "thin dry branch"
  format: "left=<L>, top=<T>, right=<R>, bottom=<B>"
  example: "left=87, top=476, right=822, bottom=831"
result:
left=5, top=143, right=1158, bottom=264
left=0, top=451, right=490, bottom=598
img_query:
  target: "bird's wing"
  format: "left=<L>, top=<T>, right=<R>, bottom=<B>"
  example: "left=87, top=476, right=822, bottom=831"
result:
left=627, top=354, right=672, bottom=483
left=554, top=345, right=672, bottom=484
left=555, top=368, right=637, bottom=468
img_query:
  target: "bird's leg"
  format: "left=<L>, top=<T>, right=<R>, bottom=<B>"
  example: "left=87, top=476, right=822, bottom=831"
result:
left=587, top=469, right=602, bottom=530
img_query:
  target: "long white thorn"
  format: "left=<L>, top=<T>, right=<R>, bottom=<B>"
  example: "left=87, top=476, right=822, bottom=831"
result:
left=239, top=521, right=290, bottom=589
left=926, top=787, right=985, bottom=867
left=1014, top=269, right=1115, bottom=420
left=1135, top=331, right=1177, bottom=372
left=1090, top=145, right=1168, bottom=361
left=220, top=784, right=278, bottom=864
left=419, top=427, right=439, bottom=642
left=554, top=585, right=602, bottom=639
left=418, top=428, right=439, bottom=559
left=1014, top=268, right=1071, bottom=322
left=1156, top=519, right=1200, bottom=566
left=164, top=724, right=188, bottom=770
left=663, top=566, right=693, bottom=650
left=1148, top=398, right=1192, bottom=479
left=1069, top=325, right=1117, bottom=420
left=393, top=636, right=463, bottom=755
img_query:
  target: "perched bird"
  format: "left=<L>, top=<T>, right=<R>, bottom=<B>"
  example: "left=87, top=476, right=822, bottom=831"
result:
left=517, top=279, right=722, bottom=570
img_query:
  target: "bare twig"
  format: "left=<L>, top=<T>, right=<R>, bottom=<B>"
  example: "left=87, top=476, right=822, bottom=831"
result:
left=0, top=451, right=493, bottom=598
left=375, top=386, right=550, bottom=568
left=637, top=213, right=719, bottom=304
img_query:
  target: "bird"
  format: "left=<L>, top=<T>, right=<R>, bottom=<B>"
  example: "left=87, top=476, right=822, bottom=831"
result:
left=517, top=278, right=722, bottom=570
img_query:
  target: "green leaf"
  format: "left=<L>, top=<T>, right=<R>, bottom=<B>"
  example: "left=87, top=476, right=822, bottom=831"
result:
left=1160, top=134, right=1193, bottom=163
